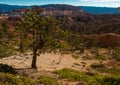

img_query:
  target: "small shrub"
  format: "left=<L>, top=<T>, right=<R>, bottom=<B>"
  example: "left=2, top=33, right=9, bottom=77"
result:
left=82, top=55, right=92, bottom=60
left=94, top=55, right=106, bottom=60
left=72, top=54, right=79, bottom=59
left=97, top=76, right=120, bottom=85
left=74, top=63, right=81, bottom=66
left=96, top=67, right=120, bottom=75
left=112, top=47, right=120, bottom=61
left=85, top=72, right=95, bottom=76
left=53, top=68, right=120, bottom=85
left=80, top=62, right=87, bottom=65
left=53, top=68, right=92, bottom=81
left=0, top=45, right=14, bottom=58
left=90, top=63, right=105, bottom=69
left=0, top=73, right=35, bottom=85
left=38, top=76, right=59, bottom=85
left=0, top=63, right=17, bottom=74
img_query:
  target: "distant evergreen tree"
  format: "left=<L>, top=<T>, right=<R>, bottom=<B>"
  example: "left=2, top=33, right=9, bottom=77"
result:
left=117, top=7, right=120, bottom=14
left=0, top=21, right=14, bottom=58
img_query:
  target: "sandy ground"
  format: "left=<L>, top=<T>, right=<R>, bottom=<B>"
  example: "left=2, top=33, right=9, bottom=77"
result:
left=0, top=52, right=102, bottom=85
left=0, top=52, right=99, bottom=71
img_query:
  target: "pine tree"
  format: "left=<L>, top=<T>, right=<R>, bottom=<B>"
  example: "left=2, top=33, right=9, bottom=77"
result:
left=16, top=7, right=69, bottom=69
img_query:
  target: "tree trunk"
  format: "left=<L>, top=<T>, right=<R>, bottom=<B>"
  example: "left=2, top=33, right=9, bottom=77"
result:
left=31, top=48, right=37, bottom=69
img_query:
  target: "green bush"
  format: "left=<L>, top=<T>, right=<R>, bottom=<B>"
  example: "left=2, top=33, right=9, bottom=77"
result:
left=53, top=68, right=120, bottom=85
left=0, top=73, right=36, bottom=85
left=94, top=67, right=120, bottom=75
left=38, top=76, right=59, bottom=85
left=94, top=55, right=106, bottom=60
left=97, top=76, right=120, bottom=85
left=72, top=54, right=79, bottom=59
left=90, top=63, right=105, bottom=69
left=112, top=47, right=120, bottom=61
left=0, top=45, right=14, bottom=58
left=0, top=73, right=59, bottom=85
left=74, top=63, right=81, bottom=66
left=53, top=68, right=93, bottom=82
left=0, top=63, right=17, bottom=74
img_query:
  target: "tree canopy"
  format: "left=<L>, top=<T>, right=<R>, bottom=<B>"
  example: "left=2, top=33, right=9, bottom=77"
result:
left=16, top=7, right=70, bottom=69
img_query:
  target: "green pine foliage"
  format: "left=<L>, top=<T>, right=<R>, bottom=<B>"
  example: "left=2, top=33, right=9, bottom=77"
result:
left=16, top=7, right=70, bottom=69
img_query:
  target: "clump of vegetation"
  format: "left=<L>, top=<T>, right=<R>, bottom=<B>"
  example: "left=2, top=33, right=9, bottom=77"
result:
left=80, top=61, right=87, bottom=65
left=72, top=54, right=79, bottom=59
left=53, top=68, right=94, bottom=82
left=97, top=76, right=120, bottom=85
left=37, top=76, right=59, bottom=85
left=90, top=63, right=105, bottom=69
left=73, top=63, right=81, bottom=66
left=0, top=73, right=36, bottom=85
left=0, top=44, right=14, bottom=58
left=0, top=21, right=14, bottom=58
left=0, top=63, right=17, bottom=74
left=53, top=68, right=120, bottom=85
left=93, top=55, right=106, bottom=60
left=94, top=66, right=120, bottom=75
left=112, top=47, right=120, bottom=61
left=0, top=72, right=60, bottom=85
